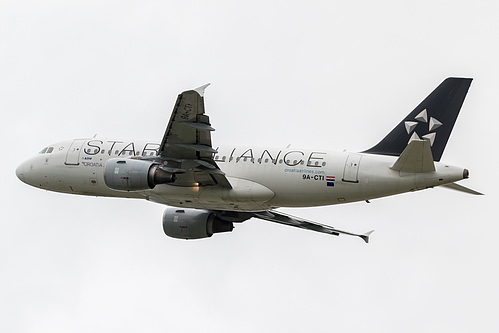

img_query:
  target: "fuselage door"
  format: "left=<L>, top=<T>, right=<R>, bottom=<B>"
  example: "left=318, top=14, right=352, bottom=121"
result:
left=342, top=154, right=362, bottom=183
left=65, top=139, right=85, bottom=165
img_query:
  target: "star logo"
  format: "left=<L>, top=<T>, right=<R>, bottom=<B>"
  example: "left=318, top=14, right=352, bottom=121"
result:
left=404, top=109, right=442, bottom=147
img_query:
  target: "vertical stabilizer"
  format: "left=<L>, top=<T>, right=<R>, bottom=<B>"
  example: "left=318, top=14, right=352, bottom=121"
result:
left=364, top=78, right=472, bottom=161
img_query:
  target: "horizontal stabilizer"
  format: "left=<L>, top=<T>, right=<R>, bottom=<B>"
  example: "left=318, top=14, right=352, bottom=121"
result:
left=441, top=182, right=483, bottom=195
left=390, top=140, right=435, bottom=173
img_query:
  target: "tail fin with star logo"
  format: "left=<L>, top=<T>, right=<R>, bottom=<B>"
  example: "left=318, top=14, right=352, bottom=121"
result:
left=363, top=77, right=472, bottom=162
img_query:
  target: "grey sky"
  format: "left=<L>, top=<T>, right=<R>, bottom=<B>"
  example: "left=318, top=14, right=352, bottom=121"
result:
left=1, top=1, right=496, bottom=332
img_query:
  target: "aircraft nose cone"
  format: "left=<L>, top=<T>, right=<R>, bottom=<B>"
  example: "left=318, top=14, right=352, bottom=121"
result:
left=16, top=162, right=27, bottom=183
left=16, top=161, right=31, bottom=185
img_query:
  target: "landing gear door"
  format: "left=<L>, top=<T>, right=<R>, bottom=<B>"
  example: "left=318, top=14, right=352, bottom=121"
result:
left=65, top=139, right=85, bottom=165
left=342, top=154, right=362, bottom=183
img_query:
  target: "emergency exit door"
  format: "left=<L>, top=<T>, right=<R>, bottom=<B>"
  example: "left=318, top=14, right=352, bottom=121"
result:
left=342, top=154, right=362, bottom=183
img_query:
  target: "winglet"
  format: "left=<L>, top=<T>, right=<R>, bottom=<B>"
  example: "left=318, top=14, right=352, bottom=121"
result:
left=360, top=230, right=375, bottom=243
left=193, top=83, right=210, bottom=97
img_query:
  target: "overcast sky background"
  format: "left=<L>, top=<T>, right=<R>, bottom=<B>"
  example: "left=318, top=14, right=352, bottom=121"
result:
left=1, top=1, right=497, bottom=332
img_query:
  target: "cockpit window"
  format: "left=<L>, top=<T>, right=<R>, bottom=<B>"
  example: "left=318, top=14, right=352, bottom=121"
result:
left=39, top=147, right=54, bottom=154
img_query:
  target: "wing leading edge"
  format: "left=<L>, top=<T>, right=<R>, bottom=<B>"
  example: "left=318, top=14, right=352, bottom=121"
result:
left=254, top=210, right=374, bottom=243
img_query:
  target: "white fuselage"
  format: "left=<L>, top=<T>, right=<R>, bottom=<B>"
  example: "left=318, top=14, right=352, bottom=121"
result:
left=16, top=138, right=467, bottom=212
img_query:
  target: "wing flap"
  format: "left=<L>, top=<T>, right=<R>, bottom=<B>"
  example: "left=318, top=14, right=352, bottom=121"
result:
left=174, top=143, right=218, bottom=154
left=179, top=122, right=215, bottom=131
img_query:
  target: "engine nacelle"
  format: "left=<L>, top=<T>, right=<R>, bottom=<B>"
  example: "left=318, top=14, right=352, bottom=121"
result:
left=163, top=208, right=234, bottom=239
left=104, top=158, right=175, bottom=191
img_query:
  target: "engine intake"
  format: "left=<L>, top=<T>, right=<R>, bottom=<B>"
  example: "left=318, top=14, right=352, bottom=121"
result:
left=163, top=208, right=234, bottom=239
left=104, top=158, right=175, bottom=191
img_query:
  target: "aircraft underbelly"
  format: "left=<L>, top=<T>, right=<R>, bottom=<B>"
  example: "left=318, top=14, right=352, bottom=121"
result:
left=145, top=177, right=276, bottom=212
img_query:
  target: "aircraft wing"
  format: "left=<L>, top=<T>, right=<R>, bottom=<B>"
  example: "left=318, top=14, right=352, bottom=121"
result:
left=254, top=210, right=374, bottom=243
left=156, top=84, right=232, bottom=188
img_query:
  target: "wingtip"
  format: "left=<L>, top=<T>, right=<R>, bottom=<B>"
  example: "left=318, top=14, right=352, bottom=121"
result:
left=193, top=83, right=210, bottom=97
left=360, top=230, right=375, bottom=243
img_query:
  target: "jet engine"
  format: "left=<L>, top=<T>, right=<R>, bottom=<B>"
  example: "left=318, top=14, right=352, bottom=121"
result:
left=163, top=208, right=234, bottom=239
left=104, top=158, right=175, bottom=191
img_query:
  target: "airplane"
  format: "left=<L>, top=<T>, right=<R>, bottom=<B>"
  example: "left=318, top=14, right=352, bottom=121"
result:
left=16, top=78, right=482, bottom=243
